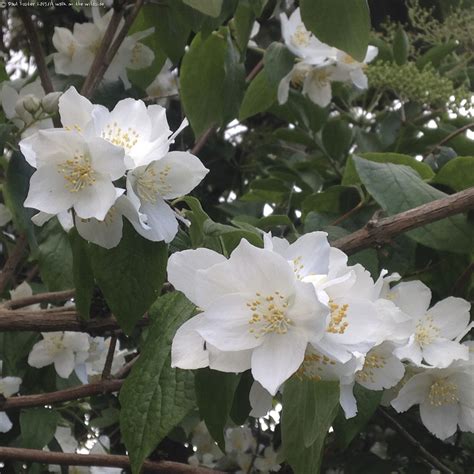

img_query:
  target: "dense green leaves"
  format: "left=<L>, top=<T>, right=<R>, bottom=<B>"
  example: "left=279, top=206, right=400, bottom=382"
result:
left=195, top=369, right=240, bottom=450
left=282, top=378, right=340, bottom=474
left=120, top=292, right=196, bottom=474
left=88, top=222, right=168, bottom=334
left=300, top=0, right=371, bottom=61
left=353, top=157, right=473, bottom=253
left=180, top=29, right=245, bottom=136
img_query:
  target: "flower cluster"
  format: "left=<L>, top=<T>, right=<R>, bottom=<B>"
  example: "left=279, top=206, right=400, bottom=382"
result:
left=278, top=8, right=378, bottom=107
left=52, top=8, right=154, bottom=89
left=168, top=232, right=473, bottom=440
left=20, top=87, right=208, bottom=248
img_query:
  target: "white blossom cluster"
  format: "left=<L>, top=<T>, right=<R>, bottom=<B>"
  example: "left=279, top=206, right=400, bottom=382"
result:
left=278, top=8, right=378, bottom=107
left=168, top=232, right=474, bottom=441
left=188, top=421, right=280, bottom=473
left=18, top=87, right=208, bottom=249
left=52, top=8, right=154, bottom=89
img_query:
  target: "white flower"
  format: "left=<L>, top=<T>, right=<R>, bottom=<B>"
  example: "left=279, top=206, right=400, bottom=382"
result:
left=390, top=281, right=471, bottom=368
left=9, top=281, right=40, bottom=310
left=0, top=79, right=53, bottom=136
left=0, top=375, right=21, bottom=433
left=391, top=350, right=474, bottom=440
left=225, top=426, right=256, bottom=454
left=22, top=129, right=126, bottom=220
left=145, top=59, right=178, bottom=101
left=168, top=239, right=328, bottom=395
left=254, top=446, right=281, bottom=473
left=28, top=332, right=90, bottom=379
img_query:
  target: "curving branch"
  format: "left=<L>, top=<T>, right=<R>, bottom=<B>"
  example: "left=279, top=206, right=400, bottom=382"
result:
left=0, top=234, right=28, bottom=295
left=0, top=447, right=221, bottom=473
left=333, top=187, right=474, bottom=255
left=2, top=289, right=75, bottom=309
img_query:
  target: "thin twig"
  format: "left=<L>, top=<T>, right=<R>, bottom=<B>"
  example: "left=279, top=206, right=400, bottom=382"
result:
left=0, top=234, right=28, bottom=295
left=330, top=199, right=365, bottom=226
left=101, top=335, right=118, bottom=379
left=452, top=263, right=474, bottom=296
left=425, top=121, right=474, bottom=157
left=333, top=187, right=474, bottom=255
left=80, top=7, right=124, bottom=98
left=2, top=289, right=75, bottom=309
left=0, top=447, right=220, bottom=473
left=378, top=408, right=453, bottom=474
left=114, top=352, right=139, bottom=379
left=16, top=8, right=54, bottom=94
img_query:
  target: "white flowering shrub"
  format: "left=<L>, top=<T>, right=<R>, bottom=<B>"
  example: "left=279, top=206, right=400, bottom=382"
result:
left=0, top=1, right=472, bottom=473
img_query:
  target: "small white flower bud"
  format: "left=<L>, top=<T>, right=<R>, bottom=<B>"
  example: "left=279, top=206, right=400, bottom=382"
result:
left=41, top=92, right=62, bottom=114
left=20, top=94, right=41, bottom=115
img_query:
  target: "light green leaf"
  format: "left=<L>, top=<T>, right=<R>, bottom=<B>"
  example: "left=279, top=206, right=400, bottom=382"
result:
left=233, top=0, right=256, bottom=51
left=433, top=156, right=474, bottom=191
left=88, top=221, right=167, bottom=334
left=182, top=0, right=223, bottom=17
left=282, top=378, right=340, bottom=474
left=195, top=369, right=240, bottom=450
left=393, top=26, right=409, bottom=65
left=300, top=0, right=371, bottom=61
left=20, top=408, right=59, bottom=449
left=181, top=29, right=245, bottom=137
left=239, top=70, right=276, bottom=120
left=353, top=157, right=473, bottom=253
left=343, top=152, right=435, bottom=185
left=119, top=292, right=196, bottom=474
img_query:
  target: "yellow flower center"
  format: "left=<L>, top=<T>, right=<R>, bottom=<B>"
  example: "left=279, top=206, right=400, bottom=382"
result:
left=247, top=291, right=292, bottom=337
left=101, top=122, right=140, bottom=151
left=291, top=24, right=311, bottom=47
left=327, top=299, right=349, bottom=334
left=428, top=378, right=459, bottom=406
left=415, top=315, right=440, bottom=347
left=356, top=353, right=386, bottom=384
left=135, top=165, right=172, bottom=203
left=297, top=349, right=337, bottom=381
left=58, top=151, right=96, bottom=193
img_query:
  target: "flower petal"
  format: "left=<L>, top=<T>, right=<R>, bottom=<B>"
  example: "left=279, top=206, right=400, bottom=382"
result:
left=419, top=401, right=459, bottom=440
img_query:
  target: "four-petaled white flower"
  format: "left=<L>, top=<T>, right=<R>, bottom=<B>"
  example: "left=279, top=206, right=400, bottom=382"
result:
left=391, top=346, right=474, bottom=440
left=168, top=238, right=328, bottom=395
left=0, top=375, right=22, bottom=433
left=28, top=332, right=90, bottom=379
left=389, top=281, right=471, bottom=368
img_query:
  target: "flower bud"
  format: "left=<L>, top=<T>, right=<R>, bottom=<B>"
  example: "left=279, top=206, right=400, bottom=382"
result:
left=20, top=94, right=41, bottom=115
left=14, top=98, right=30, bottom=122
left=41, top=92, right=62, bottom=114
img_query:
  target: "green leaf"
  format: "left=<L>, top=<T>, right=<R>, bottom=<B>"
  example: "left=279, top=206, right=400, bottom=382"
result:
left=0, top=332, right=39, bottom=377
left=282, top=378, right=340, bottom=474
left=88, top=222, right=168, bottom=334
left=393, top=26, right=409, bottom=65
left=263, top=42, right=295, bottom=87
left=322, top=120, right=353, bottom=160
left=416, top=42, right=458, bottom=69
left=20, top=408, right=59, bottom=449
left=333, top=385, right=382, bottom=450
left=119, top=292, right=196, bottom=474
left=195, top=368, right=240, bottom=450
left=343, top=152, right=435, bottom=185
left=181, top=29, right=245, bottom=137
left=3, top=151, right=36, bottom=246
left=230, top=370, right=253, bottom=425
left=182, top=0, right=223, bottom=17
left=233, top=0, right=256, bottom=51
left=239, top=70, right=276, bottom=120
left=38, top=219, right=74, bottom=292
left=300, top=0, right=371, bottom=61
left=353, top=157, right=474, bottom=253
left=69, top=229, right=94, bottom=320
left=302, top=186, right=360, bottom=219
left=433, top=156, right=474, bottom=191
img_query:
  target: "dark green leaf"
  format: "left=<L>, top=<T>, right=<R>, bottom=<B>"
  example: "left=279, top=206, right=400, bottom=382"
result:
left=88, top=221, right=167, bottom=334
left=433, top=156, right=474, bottom=191
left=233, top=0, right=256, bottom=51
left=182, top=0, right=223, bottom=17
left=195, top=368, right=240, bottom=450
left=333, top=385, right=382, bottom=450
left=353, top=157, right=473, bottom=253
left=263, top=42, right=295, bottom=87
left=20, top=408, right=59, bottom=449
left=239, top=70, right=276, bottom=120
left=393, top=26, right=409, bottom=65
left=282, top=378, right=340, bottom=474
left=119, top=292, right=196, bottom=474
left=322, top=120, right=353, bottom=160
left=69, top=229, right=94, bottom=320
left=230, top=370, right=253, bottom=425
left=300, top=0, right=371, bottom=61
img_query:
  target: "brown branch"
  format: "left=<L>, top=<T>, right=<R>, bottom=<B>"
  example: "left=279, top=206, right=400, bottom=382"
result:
left=333, top=187, right=474, bottom=255
left=80, top=7, right=124, bottom=98
left=0, top=234, right=28, bottom=295
left=2, top=289, right=75, bottom=309
left=0, top=379, right=123, bottom=410
left=0, top=447, right=220, bottom=473
left=16, top=9, right=54, bottom=94
left=82, top=0, right=145, bottom=98
left=378, top=408, right=453, bottom=474
left=426, top=121, right=474, bottom=157
left=114, top=352, right=139, bottom=379
left=101, top=335, right=117, bottom=379
left=0, top=308, right=148, bottom=333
